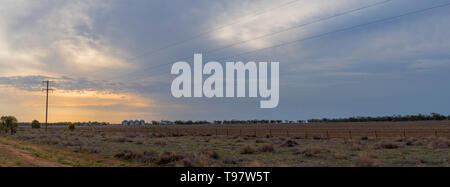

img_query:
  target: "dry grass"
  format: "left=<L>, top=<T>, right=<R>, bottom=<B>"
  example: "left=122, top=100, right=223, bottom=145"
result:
left=247, top=160, right=262, bottom=167
left=3, top=124, right=450, bottom=167
left=428, top=137, right=450, bottom=149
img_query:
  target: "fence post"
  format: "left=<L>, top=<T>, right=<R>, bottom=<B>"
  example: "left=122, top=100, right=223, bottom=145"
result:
left=435, top=130, right=438, bottom=137
left=269, top=129, right=272, bottom=137
left=286, top=129, right=289, bottom=137
left=226, top=129, right=229, bottom=136
left=375, top=130, right=378, bottom=139
left=254, top=129, right=257, bottom=137
left=349, top=130, right=352, bottom=140
left=305, top=130, right=308, bottom=139
left=240, top=129, right=242, bottom=136
left=326, top=130, right=329, bottom=139
left=403, top=129, right=406, bottom=138
left=216, top=129, right=218, bottom=136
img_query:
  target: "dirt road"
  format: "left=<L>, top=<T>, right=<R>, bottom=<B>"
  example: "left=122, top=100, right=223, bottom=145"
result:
left=0, top=143, right=68, bottom=167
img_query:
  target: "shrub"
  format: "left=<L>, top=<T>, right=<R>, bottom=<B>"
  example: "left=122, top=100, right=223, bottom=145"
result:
left=281, top=139, right=298, bottom=147
left=313, top=135, right=324, bottom=140
left=0, top=116, right=18, bottom=135
left=114, top=150, right=141, bottom=161
left=200, top=150, right=220, bottom=160
left=68, top=122, right=75, bottom=131
left=428, top=138, right=450, bottom=149
left=405, top=137, right=418, bottom=146
left=114, top=150, right=157, bottom=163
left=355, top=153, right=377, bottom=167
left=299, top=146, right=323, bottom=157
left=140, top=151, right=158, bottom=163
left=361, top=136, right=368, bottom=140
left=255, top=139, right=266, bottom=143
left=178, top=153, right=209, bottom=167
left=31, top=120, right=40, bottom=129
left=378, top=142, right=399, bottom=149
left=333, top=152, right=347, bottom=159
left=259, top=144, right=275, bottom=152
left=156, top=151, right=183, bottom=165
left=350, top=144, right=362, bottom=151
left=240, top=145, right=256, bottom=154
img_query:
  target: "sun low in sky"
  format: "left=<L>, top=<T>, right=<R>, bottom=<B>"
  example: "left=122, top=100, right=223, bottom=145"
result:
left=0, top=0, right=449, bottom=123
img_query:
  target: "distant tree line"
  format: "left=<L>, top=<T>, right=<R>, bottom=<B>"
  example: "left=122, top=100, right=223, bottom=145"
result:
left=151, top=120, right=294, bottom=125
left=9, top=113, right=450, bottom=128
left=307, top=113, right=449, bottom=123
left=149, top=113, right=449, bottom=125
left=19, top=121, right=110, bottom=126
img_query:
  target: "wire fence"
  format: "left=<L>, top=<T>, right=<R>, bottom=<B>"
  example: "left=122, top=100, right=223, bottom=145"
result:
left=75, top=126, right=450, bottom=139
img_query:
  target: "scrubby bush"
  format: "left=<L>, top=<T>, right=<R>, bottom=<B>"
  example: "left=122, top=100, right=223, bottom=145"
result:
left=68, top=122, right=75, bottom=131
left=200, top=150, right=220, bottom=160
left=355, top=153, right=377, bottom=167
left=298, top=146, right=323, bottom=157
left=240, top=145, right=256, bottom=154
left=31, top=120, right=40, bottom=129
left=350, top=144, right=362, bottom=151
left=114, top=150, right=158, bottom=164
left=378, top=142, right=399, bottom=149
left=156, top=151, right=183, bottom=165
left=1, top=116, right=18, bottom=135
left=281, top=139, right=298, bottom=147
left=333, top=152, right=347, bottom=159
left=259, top=144, right=275, bottom=152
left=428, top=138, right=450, bottom=149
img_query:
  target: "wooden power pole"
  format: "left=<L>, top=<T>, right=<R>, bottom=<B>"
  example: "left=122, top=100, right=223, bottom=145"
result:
left=42, top=80, right=54, bottom=132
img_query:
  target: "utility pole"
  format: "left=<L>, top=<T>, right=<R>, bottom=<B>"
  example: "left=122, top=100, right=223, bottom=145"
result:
left=42, top=80, right=54, bottom=132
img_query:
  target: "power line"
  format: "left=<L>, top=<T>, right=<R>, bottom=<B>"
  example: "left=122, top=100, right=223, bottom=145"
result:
left=215, top=2, right=450, bottom=61
left=114, top=0, right=394, bottom=80
left=126, top=0, right=302, bottom=61
left=124, top=2, right=450, bottom=82
left=204, top=0, right=394, bottom=56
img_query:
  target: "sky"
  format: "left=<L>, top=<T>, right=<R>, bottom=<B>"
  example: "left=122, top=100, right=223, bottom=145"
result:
left=0, top=0, right=449, bottom=123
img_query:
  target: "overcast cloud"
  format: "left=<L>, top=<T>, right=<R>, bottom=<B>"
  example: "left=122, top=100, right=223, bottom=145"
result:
left=0, top=0, right=449, bottom=122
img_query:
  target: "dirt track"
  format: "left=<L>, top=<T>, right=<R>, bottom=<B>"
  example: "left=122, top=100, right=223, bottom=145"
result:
left=0, top=143, right=67, bottom=167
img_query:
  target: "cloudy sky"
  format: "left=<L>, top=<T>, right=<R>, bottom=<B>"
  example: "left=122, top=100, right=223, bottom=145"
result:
left=0, top=0, right=449, bottom=123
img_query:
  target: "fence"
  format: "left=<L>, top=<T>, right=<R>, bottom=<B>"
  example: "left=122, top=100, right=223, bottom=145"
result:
left=76, top=126, right=450, bottom=139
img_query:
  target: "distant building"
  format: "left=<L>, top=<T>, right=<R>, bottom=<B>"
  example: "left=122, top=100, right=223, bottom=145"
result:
left=121, top=120, right=146, bottom=125
left=160, top=121, right=173, bottom=125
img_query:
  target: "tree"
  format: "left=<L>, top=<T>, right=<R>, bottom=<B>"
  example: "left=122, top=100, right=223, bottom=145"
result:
left=68, top=122, right=75, bottom=131
left=1, top=116, right=18, bottom=135
left=31, top=120, right=40, bottom=129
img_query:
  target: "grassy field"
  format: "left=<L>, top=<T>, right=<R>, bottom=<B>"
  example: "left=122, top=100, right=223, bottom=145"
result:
left=78, top=121, right=450, bottom=138
left=0, top=121, right=449, bottom=167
